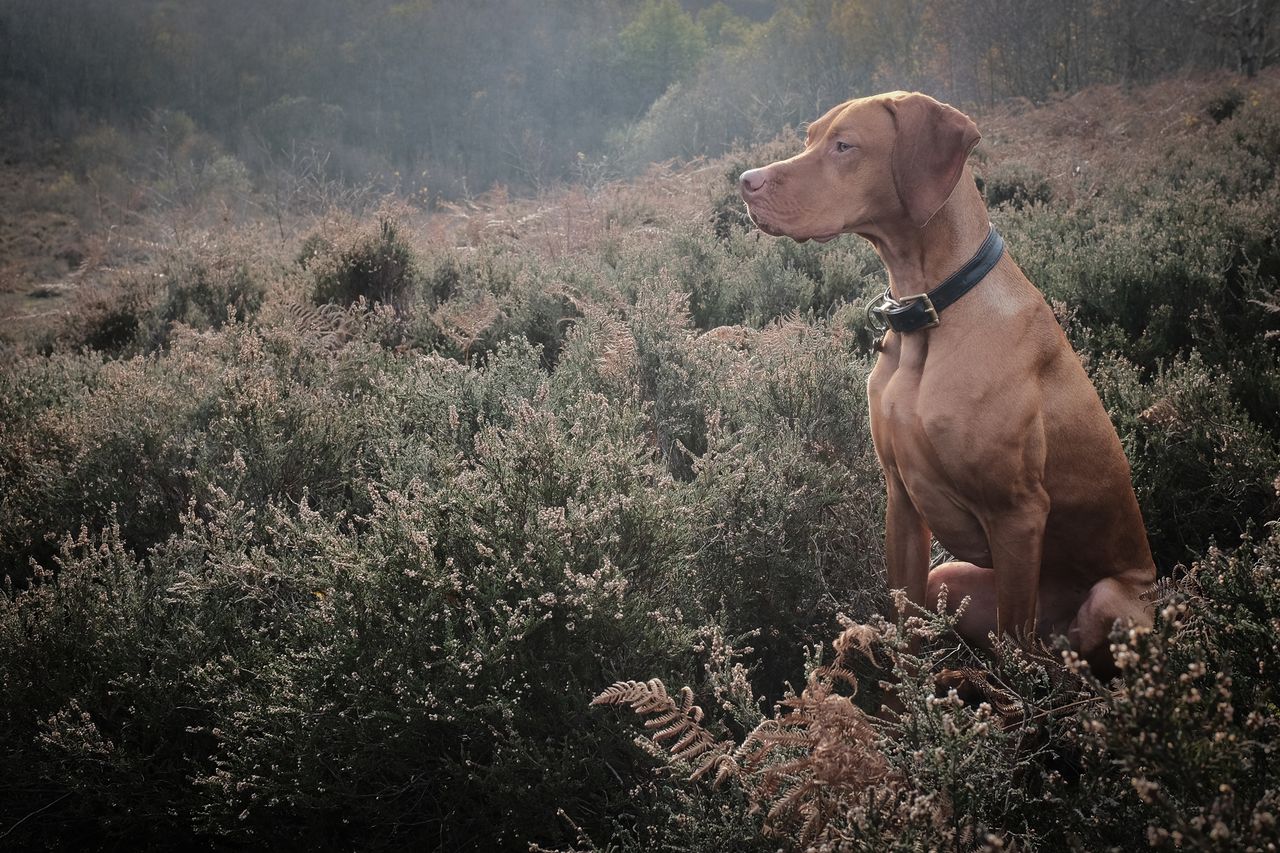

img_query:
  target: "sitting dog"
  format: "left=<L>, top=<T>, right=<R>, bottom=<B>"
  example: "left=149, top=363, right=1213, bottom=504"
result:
left=739, top=92, right=1154, bottom=674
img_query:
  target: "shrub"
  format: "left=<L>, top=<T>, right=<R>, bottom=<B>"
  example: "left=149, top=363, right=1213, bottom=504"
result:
left=683, top=318, right=883, bottom=679
left=294, top=232, right=333, bottom=270
left=1091, top=351, right=1279, bottom=564
left=311, top=216, right=416, bottom=309
left=709, top=140, right=797, bottom=242
left=147, top=240, right=269, bottom=339
left=51, top=236, right=274, bottom=355
left=0, top=338, right=704, bottom=850
left=553, top=289, right=885, bottom=698
left=1203, top=87, right=1244, bottom=123
left=996, top=114, right=1280, bottom=419
left=605, top=210, right=882, bottom=335
left=597, top=516, right=1280, bottom=851
left=2, top=318, right=386, bottom=583
left=1087, top=527, right=1280, bottom=848
left=709, top=163, right=754, bottom=241
left=978, top=161, right=1052, bottom=209
left=57, top=275, right=153, bottom=354
left=0, top=347, right=207, bottom=583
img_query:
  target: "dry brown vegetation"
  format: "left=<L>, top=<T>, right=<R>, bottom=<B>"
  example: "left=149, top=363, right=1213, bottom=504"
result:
left=5, top=69, right=1276, bottom=350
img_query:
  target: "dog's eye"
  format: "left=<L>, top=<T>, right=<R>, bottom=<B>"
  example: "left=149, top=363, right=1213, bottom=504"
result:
left=835, top=141, right=853, bottom=153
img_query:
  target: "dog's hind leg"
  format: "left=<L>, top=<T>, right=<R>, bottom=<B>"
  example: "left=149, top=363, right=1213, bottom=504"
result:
left=927, top=561, right=999, bottom=650
left=1067, top=575, right=1154, bottom=680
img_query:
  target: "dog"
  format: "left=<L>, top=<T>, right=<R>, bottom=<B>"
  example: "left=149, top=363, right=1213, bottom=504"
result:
left=739, top=91, right=1154, bottom=675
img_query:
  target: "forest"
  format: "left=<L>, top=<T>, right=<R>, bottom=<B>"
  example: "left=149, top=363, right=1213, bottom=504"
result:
left=3, top=0, right=1277, bottom=195
left=2, top=1, right=1280, bottom=850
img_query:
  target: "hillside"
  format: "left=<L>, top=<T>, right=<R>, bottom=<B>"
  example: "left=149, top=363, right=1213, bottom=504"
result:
left=1, top=71, right=1280, bottom=850
left=5, top=70, right=1278, bottom=343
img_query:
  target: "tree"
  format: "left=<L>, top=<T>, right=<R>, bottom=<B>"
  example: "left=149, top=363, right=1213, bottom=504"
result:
left=617, top=0, right=709, bottom=112
left=1168, top=0, right=1280, bottom=76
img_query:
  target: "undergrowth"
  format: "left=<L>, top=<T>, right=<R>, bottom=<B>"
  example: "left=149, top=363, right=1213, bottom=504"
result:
left=593, top=523, right=1280, bottom=851
left=2, top=79, right=1279, bottom=850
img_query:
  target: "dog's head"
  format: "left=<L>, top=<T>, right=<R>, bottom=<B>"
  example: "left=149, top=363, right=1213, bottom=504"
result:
left=739, top=92, right=980, bottom=242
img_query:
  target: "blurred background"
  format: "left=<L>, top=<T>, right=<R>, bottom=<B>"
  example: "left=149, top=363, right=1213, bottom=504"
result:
left=3, top=0, right=1276, bottom=199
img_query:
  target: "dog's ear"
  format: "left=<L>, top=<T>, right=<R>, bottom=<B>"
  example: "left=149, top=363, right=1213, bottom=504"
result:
left=884, top=93, right=980, bottom=229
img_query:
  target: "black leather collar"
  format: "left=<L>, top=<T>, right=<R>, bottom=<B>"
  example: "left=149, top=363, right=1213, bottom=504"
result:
left=866, top=226, right=1005, bottom=334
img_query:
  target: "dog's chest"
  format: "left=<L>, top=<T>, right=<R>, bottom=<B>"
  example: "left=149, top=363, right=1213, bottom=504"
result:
left=868, top=353, right=993, bottom=563
left=869, top=365, right=945, bottom=479
left=867, top=344, right=928, bottom=439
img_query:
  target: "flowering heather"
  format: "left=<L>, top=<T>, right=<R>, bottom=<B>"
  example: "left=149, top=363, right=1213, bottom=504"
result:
left=3, top=75, right=1280, bottom=850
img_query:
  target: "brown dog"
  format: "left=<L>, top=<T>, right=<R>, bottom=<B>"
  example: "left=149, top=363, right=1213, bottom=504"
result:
left=739, top=92, right=1154, bottom=674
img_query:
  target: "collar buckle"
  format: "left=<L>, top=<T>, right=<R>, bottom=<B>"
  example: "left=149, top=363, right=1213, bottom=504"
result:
left=863, top=225, right=1005, bottom=342
left=896, top=292, right=940, bottom=329
left=865, top=290, right=941, bottom=333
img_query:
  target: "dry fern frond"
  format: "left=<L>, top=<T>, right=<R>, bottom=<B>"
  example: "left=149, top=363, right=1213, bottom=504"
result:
left=815, top=664, right=859, bottom=691
left=1139, top=398, right=1180, bottom=427
left=740, top=671, right=893, bottom=841
left=754, top=311, right=812, bottom=359
left=591, top=679, right=732, bottom=770
left=699, top=324, right=754, bottom=349
left=270, top=300, right=352, bottom=351
left=832, top=622, right=880, bottom=665
left=936, top=666, right=1024, bottom=717
left=947, top=636, right=1098, bottom=723
left=591, top=678, right=667, bottom=708
left=587, top=307, right=637, bottom=385
left=688, top=751, right=742, bottom=788
left=592, top=619, right=924, bottom=845
left=431, top=291, right=503, bottom=355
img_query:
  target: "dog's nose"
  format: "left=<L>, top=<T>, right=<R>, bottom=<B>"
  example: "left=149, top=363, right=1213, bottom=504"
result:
left=739, top=168, right=767, bottom=195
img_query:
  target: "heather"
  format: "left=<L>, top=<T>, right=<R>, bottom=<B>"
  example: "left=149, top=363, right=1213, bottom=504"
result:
left=2, top=71, right=1280, bottom=851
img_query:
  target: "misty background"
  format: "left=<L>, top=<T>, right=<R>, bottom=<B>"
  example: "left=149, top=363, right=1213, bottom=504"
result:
left=2, top=0, right=1277, bottom=202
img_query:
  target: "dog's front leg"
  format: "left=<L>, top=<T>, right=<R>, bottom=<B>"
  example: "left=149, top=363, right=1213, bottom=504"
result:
left=885, top=473, right=931, bottom=609
left=984, top=490, right=1050, bottom=640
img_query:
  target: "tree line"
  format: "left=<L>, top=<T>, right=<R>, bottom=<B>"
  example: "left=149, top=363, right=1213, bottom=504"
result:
left=1, top=0, right=1276, bottom=197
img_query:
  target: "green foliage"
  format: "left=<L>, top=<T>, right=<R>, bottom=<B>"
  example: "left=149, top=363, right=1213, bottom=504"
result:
left=617, top=0, right=708, bottom=108
left=1089, top=527, right=1280, bottom=848
left=310, top=217, right=416, bottom=308
left=0, top=335, right=695, bottom=848
left=1, top=231, right=889, bottom=847
left=978, top=161, right=1053, bottom=209
left=978, top=101, right=1280, bottom=563
left=151, top=241, right=269, bottom=334
left=1093, top=352, right=1279, bottom=562
left=50, top=239, right=272, bottom=356
left=59, top=276, right=151, bottom=353
left=600, top=521, right=1280, bottom=850
left=4, top=67, right=1280, bottom=852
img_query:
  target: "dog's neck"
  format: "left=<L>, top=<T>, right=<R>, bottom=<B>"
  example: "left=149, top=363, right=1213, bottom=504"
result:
left=861, top=168, right=992, bottom=300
